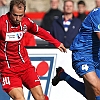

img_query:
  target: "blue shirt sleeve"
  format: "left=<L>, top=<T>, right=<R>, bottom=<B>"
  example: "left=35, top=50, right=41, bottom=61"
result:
left=90, top=8, right=100, bottom=32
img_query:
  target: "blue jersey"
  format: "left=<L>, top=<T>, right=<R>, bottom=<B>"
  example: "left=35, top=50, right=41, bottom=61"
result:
left=70, top=8, right=100, bottom=52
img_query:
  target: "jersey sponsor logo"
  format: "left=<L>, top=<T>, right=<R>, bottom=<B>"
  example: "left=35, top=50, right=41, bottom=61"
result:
left=82, top=64, right=89, bottom=71
left=5, top=32, right=23, bottom=41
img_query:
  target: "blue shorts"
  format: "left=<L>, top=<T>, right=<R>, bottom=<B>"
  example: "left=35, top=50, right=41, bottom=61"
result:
left=72, top=50, right=100, bottom=78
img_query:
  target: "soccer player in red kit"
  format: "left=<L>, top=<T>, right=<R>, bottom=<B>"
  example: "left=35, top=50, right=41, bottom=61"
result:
left=0, top=0, right=66, bottom=100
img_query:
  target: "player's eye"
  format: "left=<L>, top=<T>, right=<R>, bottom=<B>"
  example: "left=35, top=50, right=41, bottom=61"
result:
left=13, top=14, right=18, bottom=16
left=13, top=14, right=23, bottom=17
left=19, top=14, right=24, bottom=17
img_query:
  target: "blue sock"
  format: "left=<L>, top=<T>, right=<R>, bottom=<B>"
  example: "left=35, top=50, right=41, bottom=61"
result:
left=60, top=72, right=86, bottom=98
left=96, top=96, right=100, bottom=100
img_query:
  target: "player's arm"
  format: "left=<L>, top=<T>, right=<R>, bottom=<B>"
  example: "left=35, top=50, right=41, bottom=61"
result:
left=27, top=18, right=66, bottom=52
left=96, top=32, right=100, bottom=40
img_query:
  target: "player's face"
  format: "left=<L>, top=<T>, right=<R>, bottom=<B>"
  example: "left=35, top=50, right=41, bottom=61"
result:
left=63, top=1, right=74, bottom=14
left=10, top=5, right=25, bottom=25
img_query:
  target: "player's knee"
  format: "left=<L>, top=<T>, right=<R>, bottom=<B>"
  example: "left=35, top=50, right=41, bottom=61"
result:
left=35, top=95, right=44, bottom=100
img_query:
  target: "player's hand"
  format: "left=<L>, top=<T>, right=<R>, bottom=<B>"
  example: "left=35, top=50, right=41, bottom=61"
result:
left=58, top=43, right=67, bottom=53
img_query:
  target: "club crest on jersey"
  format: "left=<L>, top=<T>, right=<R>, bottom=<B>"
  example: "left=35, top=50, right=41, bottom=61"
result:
left=23, top=25, right=27, bottom=32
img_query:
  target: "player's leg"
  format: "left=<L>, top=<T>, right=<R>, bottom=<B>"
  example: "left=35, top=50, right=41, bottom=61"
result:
left=52, top=67, right=86, bottom=98
left=83, top=71, right=100, bottom=100
left=8, top=87, right=25, bottom=100
left=83, top=78, right=95, bottom=100
left=1, top=73, right=25, bottom=100
left=21, top=66, right=48, bottom=100
left=30, top=85, right=46, bottom=100
left=72, top=50, right=100, bottom=100
left=83, top=68, right=100, bottom=100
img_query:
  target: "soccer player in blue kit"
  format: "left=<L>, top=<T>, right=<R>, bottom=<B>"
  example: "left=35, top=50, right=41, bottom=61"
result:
left=52, top=7, right=100, bottom=100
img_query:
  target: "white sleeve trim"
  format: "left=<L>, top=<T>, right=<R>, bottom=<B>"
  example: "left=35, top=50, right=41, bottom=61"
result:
left=94, top=31, right=100, bottom=32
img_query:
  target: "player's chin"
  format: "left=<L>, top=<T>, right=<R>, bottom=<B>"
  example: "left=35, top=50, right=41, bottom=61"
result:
left=15, top=21, right=20, bottom=25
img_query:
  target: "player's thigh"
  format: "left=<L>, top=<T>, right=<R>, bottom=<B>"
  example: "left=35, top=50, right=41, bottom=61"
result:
left=21, top=66, right=41, bottom=89
left=83, top=71, right=100, bottom=99
left=83, top=71, right=100, bottom=86
left=8, top=87, right=25, bottom=100
left=21, top=66, right=44, bottom=99
left=1, top=71, right=23, bottom=93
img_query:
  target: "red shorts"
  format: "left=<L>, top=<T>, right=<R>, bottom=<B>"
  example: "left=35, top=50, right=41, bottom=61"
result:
left=1, top=63, right=41, bottom=93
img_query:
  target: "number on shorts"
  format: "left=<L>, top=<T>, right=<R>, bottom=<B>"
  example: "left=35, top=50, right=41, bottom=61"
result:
left=2, top=77, right=10, bottom=86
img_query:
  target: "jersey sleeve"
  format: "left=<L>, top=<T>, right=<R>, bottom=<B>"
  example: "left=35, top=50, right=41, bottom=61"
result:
left=90, top=8, right=100, bottom=32
left=27, top=18, right=39, bottom=34
left=26, top=17, right=61, bottom=48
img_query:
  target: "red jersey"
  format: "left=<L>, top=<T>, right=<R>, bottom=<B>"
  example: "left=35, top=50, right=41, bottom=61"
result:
left=22, top=32, right=36, bottom=46
left=0, top=13, right=61, bottom=70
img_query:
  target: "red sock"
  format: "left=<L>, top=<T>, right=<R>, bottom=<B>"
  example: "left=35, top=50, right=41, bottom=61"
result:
left=44, top=95, right=49, bottom=100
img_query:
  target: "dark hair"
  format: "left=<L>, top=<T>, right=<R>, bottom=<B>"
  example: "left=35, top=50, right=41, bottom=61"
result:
left=10, top=0, right=26, bottom=12
left=77, top=0, right=86, bottom=6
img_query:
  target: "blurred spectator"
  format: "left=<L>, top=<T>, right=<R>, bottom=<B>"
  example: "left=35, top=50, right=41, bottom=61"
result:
left=40, top=0, right=62, bottom=31
left=95, top=0, right=100, bottom=8
left=22, top=32, right=36, bottom=47
left=0, top=0, right=9, bottom=16
left=77, top=0, right=87, bottom=21
left=49, top=0, right=81, bottom=48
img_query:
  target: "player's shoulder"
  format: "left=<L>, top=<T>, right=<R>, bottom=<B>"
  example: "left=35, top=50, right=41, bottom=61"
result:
left=90, top=7, right=100, bottom=16
left=22, top=16, right=35, bottom=24
left=0, top=13, right=8, bottom=25
left=0, top=13, right=7, bottom=21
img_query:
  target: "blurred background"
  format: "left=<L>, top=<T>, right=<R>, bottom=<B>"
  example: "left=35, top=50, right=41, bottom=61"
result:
left=6, top=0, right=96, bottom=12
left=4, top=0, right=97, bottom=26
